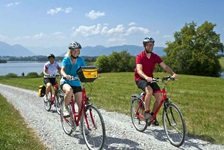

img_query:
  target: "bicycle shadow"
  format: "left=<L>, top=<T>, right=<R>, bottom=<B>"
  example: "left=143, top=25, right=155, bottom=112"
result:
left=72, top=131, right=143, bottom=150
left=143, top=127, right=215, bottom=150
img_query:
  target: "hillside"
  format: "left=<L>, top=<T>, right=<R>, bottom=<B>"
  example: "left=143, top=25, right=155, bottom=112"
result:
left=0, top=41, right=34, bottom=56
left=0, top=41, right=166, bottom=57
left=80, top=45, right=165, bottom=57
left=30, top=45, right=165, bottom=57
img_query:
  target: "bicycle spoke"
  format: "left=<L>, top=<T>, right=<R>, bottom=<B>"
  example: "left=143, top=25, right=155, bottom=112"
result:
left=81, top=105, right=105, bottom=150
left=44, top=92, right=52, bottom=111
left=130, top=99, right=147, bottom=132
left=60, top=100, right=73, bottom=135
left=162, top=103, right=186, bottom=147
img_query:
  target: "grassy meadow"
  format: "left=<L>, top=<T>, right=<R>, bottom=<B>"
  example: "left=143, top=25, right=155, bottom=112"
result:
left=0, top=94, right=47, bottom=150
left=0, top=72, right=224, bottom=145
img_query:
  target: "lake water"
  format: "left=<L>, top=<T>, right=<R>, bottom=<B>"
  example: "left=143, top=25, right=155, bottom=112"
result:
left=0, top=61, right=46, bottom=76
left=0, top=61, right=224, bottom=77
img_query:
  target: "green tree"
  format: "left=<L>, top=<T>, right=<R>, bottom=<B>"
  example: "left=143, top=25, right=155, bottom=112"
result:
left=164, top=21, right=224, bottom=77
left=94, top=55, right=111, bottom=72
left=94, top=50, right=135, bottom=72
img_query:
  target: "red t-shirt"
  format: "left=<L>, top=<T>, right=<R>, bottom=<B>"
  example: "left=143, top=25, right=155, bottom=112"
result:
left=134, top=51, right=162, bottom=81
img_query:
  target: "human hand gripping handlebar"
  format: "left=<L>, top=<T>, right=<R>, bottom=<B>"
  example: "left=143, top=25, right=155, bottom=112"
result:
left=150, top=76, right=176, bottom=83
left=63, top=76, right=80, bottom=81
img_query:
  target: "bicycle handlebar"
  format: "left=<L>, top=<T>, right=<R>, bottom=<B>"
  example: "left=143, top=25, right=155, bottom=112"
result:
left=63, top=76, right=80, bottom=81
left=151, top=76, right=175, bottom=83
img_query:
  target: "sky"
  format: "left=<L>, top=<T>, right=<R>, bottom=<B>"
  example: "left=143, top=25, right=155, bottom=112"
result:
left=0, top=0, right=223, bottom=49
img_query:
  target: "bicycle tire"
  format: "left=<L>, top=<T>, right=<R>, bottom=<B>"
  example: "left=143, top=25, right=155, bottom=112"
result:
left=44, top=92, right=51, bottom=111
left=59, top=99, right=73, bottom=135
left=162, top=103, right=186, bottom=147
left=55, top=89, right=63, bottom=115
left=81, top=105, right=106, bottom=150
left=130, top=98, right=147, bottom=132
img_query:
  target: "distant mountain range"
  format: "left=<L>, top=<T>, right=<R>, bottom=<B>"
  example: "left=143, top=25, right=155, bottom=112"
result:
left=0, top=41, right=34, bottom=56
left=80, top=45, right=165, bottom=57
left=0, top=41, right=166, bottom=57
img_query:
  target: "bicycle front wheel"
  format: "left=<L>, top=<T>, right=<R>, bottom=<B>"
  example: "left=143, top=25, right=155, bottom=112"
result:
left=162, top=103, right=186, bottom=147
left=60, top=99, right=73, bottom=135
left=81, top=105, right=106, bottom=150
left=130, top=98, right=147, bottom=132
left=44, top=92, right=51, bottom=111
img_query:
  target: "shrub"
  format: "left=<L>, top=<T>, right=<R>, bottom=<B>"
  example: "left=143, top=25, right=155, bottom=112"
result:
left=39, top=72, right=44, bottom=77
left=5, top=73, right=18, bottom=78
left=26, top=72, right=39, bottom=78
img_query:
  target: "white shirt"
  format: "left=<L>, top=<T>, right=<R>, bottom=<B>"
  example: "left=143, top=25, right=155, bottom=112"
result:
left=44, top=61, right=60, bottom=78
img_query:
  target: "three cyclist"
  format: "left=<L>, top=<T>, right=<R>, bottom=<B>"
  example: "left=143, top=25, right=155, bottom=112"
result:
left=43, top=54, right=61, bottom=102
left=134, top=37, right=178, bottom=126
left=60, top=41, right=86, bottom=116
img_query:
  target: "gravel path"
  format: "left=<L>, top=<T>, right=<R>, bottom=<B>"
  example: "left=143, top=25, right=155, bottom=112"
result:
left=0, top=83, right=224, bottom=150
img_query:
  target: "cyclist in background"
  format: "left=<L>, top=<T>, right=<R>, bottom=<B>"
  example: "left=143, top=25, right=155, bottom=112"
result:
left=43, top=54, right=61, bottom=101
left=134, top=37, right=178, bottom=126
left=60, top=41, right=86, bottom=116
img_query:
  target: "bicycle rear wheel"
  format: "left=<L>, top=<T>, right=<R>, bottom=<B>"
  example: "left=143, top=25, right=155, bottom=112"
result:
left=44, top=92, right=52, bottom=111
left=162, top=103, right=186, bottom=147
left=60, top=99, right=73, bottom=135
left=81, top=105, right=106, bottom=150
left=130, top=98, right=147, bottom=132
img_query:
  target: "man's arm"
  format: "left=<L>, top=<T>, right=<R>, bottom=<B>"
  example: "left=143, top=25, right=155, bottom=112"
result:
left=159, top=62, right=178, bottom=78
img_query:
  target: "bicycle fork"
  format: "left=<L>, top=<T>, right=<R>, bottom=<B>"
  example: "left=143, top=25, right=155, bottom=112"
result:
left=164, top=99, right=177, bottom=127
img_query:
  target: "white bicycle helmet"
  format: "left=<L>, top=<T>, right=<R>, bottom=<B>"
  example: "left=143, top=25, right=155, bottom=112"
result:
left=68, top=41, right=82, bottom=49
left=143, top=37, right=155, bottom=45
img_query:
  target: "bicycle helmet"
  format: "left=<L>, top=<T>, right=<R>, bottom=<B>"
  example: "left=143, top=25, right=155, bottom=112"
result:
left=143, top=37, right=155, bottom=45
left=68, top=41, right=82, bottom=49
left=47, top=54, right=55, bottom=59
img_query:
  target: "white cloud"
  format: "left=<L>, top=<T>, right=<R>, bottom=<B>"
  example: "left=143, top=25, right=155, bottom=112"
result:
left=33, top=32, right=47, bottom=40
left=47, top=7, right=72, bottom=15
left=128, top=22, right=137, bottom=26
left=72, top=24, right=101, bottom=37
left=64, top=7, right=72, bottom=13
left=126, top=26, right=149, bottom=35
left=86, top=10, right=105, bottom=20
left=72, top=23, right=150, bottom=38
left=6, top=2, right=20, bottom=7
left=0, top=35, right=7, bottom=40
left=106, top=24, right=125, bottom=35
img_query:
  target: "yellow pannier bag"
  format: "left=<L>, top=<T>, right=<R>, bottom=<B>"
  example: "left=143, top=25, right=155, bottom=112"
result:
left=77, top=66, right=98, bottom=82
left=38, top=85, right=46, bottom=97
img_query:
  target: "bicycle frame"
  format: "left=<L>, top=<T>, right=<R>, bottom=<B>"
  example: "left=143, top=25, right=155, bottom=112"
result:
left=64, top=84, right=95, bottom=130
left=138, top=79, right=169, bottom=123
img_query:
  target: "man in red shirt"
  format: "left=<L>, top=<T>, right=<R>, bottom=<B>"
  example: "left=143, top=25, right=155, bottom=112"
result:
left=134, top=37, right=177, bottom=126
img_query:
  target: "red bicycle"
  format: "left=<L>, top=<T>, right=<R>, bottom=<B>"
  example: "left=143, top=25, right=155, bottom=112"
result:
left=59, top=76, right=106, bottom=150
left=44, top=79, right=62, bottom=115
left=131, top=76, right=186, bottom=147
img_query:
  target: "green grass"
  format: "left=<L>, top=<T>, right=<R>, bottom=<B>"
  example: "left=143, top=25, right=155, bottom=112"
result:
left=0, top=73, right=224, bottom=145
left=0, top=94, right=47, bottom=150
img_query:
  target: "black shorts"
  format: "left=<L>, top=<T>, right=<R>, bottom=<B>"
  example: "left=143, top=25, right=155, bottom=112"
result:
left=61, top=84, right=82, bottom=94
left=44, top=78, right=56, bottom=86
left=136, top=79, right=160, bottom=92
